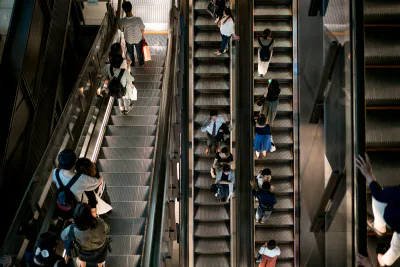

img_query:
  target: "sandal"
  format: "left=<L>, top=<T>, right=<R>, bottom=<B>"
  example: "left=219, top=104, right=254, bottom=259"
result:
left=215, top=52, right=222, bottom=56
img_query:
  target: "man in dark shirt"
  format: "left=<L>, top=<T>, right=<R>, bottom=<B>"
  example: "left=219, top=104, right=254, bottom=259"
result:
left=211, top=147, right=233, bottom=177
left=252, top=182, right=277, bottom=223
left=357, top=154, right=400, bottom=266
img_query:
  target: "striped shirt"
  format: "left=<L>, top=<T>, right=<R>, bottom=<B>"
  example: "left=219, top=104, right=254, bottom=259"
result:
left=118, top=16, right=145, bottom=44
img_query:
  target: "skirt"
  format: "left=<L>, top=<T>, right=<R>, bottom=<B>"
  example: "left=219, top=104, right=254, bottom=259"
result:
left=261, top=100, right=279, bottom=125
left=257, top=48, right=273, bottom=76
left=254, top=134, right=272, bottom=152
left=79, top=242, right=108, bottom=263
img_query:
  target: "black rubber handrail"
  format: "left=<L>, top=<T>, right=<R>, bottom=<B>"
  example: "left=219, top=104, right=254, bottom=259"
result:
left=308, top=0, right=330, bottom=16
left=236, top=0, right=254, bottom=265
left=352, top=0, right=367, bottom=261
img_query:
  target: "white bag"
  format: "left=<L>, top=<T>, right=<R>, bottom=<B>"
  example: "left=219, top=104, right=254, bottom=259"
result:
left=96, top=194, right=112, bottom=215
left=132, top=87, right=137, bottom=101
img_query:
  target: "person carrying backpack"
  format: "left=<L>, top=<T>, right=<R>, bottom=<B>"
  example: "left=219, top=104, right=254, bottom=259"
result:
left=52, top=149, right=101, bottom=220
left=258, top=28, right=275, bottom=77
left=101, top=54, right=137, bottom=114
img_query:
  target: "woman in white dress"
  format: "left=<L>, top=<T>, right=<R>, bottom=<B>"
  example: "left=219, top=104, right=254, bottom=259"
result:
left=215, top=8, right=235, bottom=56
left=258, top=28, right=274, bottom=77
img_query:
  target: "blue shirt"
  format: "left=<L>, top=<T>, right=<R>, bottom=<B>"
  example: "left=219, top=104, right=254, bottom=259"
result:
left=252, top=190, right=277, bottom=208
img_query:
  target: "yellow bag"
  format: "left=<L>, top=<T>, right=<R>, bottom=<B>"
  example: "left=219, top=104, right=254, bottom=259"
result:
left=142, top=39, right=151, bottom=61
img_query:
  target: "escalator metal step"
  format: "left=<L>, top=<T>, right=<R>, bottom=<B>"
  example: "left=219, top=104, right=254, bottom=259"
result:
left=109, top=115, right=158, bottom=126
left=194, top=31, right=223, bottom=45
left=106, top=256, right=141, bottom=267
left=194, top=63, right=229, bottom=76
left=254, top=147, right=293, bottom=162
left=111, top=106, right=159, bottom=116
left=133, top=74, right=163, bottom=82
left=366, top=110, right=400, bottom=148
left=109, top=235, right=143, bottom=255
left=108, top=218, right=146, bottom=235
left=137, top=89, right=161, bottom=98
left=98, top=159, right=153, bottom=172
left=194, top=94, right=230, bottom=107
left=195, top=222, right=230, bottom=237
left=131, top=67, right=164, bottom=75
left=195, top=77, right=230, bottom=92
left=99, top=147, right=154, bottom=159
left=108, top=201, right=147, bottom=218
left=271, top=195, right=294, bottom=209
left=133, top=81, right=162, bottom=89
left=254, top=4, right=292, bottom=18
left=195, top=206, right=230, bottom=221
left=194, top=239, right=230, bottom=253
left=254, top=20, right=292, bottom=34
left=255, top=212, right=294, bottom=226
left=255, top=228, right=294, bottom=242
left=365, top=69, right=400, bottom=106
left=102, top=173, right=151, bottom=186
left=364, top=0, right=400, bottom=24
left=194, top=14, right=220, bottom=28
left=102, top=136, right=156, bottom=147
left=107, top=186, right=149, bottom=201
left=365, top=27, right=400, bottom=65
left=194, top=255, right=230, bottom=267
left=106, top=126, right=157, bottom=136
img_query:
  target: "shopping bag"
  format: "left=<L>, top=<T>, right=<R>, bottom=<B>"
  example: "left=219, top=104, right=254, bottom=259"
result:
left=96, top=194, right=112, bottom=215
left=142, top=39, right=151, bottom=61
left=132, top=87, right=137, bottom=101
left=206, top=1, right=217, bottom=18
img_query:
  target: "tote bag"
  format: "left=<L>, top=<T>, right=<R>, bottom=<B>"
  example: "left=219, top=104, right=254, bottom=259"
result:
left=142, top=39, right=151, bottom=61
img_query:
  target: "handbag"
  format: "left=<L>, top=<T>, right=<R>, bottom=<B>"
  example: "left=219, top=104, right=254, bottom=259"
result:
left=64, top=225, right=81, bottom=258
left=142, top=39, right=151, bottom=61
left=132, top=87, right=137, bottom=101
left=270, top=136, right=276, bottom=152
left=206, top=1, right=217, bottom=18
left=256, top=95, right=265, bottom=106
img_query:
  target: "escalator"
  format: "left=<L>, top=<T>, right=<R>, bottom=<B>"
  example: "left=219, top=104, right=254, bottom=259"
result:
left=253, top=0, right=295, bottom=266
left=96, top=39, right=167, bottom=266
left=192, top=0, right=232, bottom=266
left=363, top=0, right=400, bottom=263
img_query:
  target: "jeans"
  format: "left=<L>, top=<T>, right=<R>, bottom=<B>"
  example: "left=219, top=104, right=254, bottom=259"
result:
left=220, top=34, right=231, bottom=53
left=256, top=205, right=272, bottom=223
left=118, top=98, right=131, bottom=110
left=372, top=197, right=400, bottom=265
left=126, top=40, right=144, bottom=67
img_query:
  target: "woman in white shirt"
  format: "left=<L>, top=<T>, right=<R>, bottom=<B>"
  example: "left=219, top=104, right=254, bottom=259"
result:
left=215, top=8, right=235, bottom=56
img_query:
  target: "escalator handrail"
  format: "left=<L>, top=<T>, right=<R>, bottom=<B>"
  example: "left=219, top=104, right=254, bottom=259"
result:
left=1, top=7, right=116, bottom=256
left=352, top=0, right=367, bottom=258
left=308, top=0, right=330, bottom=16
left=142, top=5, right=180, bottom=267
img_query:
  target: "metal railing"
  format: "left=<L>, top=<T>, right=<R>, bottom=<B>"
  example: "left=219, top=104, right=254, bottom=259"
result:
left=142, top=4, right=181, bottom=266
left=0, top=5, right=117, bottom=262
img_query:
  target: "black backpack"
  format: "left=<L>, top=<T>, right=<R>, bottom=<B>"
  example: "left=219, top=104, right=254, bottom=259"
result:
left=55, top=169, right=81, bottom=213
left=108, top=66, right=126, bottom=99
left=259, top=38, right=274, bottom=62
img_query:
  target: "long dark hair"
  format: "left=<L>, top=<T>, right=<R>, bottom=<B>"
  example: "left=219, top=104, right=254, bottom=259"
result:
left=74, top=203, right=97, bottom=231
left=223, top=8, right=234, bottom=23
